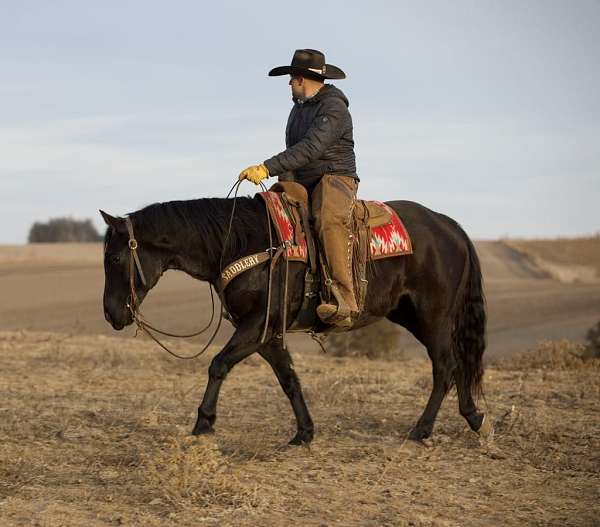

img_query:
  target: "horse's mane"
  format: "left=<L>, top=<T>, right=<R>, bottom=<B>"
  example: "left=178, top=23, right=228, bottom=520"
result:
left=129, top=196, right=265, bottom=262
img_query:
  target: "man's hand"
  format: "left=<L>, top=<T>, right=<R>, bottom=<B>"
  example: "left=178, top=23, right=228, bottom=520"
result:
left=239, top=164, right=269, bottom=185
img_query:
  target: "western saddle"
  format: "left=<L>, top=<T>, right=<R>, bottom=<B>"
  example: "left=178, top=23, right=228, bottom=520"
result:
left=268, top=180, right=392, bottom=332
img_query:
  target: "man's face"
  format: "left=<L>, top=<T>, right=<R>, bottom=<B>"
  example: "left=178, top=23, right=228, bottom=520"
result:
left=289, top=74, right=304, bottom=100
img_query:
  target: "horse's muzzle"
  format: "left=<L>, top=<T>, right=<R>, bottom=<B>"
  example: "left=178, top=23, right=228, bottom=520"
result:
left=104, top=306, right=132, bottom=331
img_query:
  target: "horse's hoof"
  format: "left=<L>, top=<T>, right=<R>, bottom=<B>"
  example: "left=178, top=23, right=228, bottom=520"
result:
left=288, top=430, right=314, bottom=446
left=191, top=417, right=215, bottom=436
left=408, top=427, right=431, bottom=441
left=477, top=414, right=493, bottom=440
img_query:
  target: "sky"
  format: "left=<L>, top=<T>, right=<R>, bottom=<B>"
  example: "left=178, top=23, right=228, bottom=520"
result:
left=1, top=0, right=599, bottom=243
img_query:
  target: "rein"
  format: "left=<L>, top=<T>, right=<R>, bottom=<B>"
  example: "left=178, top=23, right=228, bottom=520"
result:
left=124, top=179, right=283, bottom=359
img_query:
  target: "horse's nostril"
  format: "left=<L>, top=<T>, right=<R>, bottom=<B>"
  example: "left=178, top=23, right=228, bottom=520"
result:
left=104, top=310, right=113, bottom=324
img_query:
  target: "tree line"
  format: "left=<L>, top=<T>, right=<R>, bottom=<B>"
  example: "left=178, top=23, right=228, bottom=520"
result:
left=28, top=217, right=103, bottom=243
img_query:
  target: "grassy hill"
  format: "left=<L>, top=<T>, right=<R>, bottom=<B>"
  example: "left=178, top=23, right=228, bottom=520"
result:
left=504, top=236, right=600, bottom=283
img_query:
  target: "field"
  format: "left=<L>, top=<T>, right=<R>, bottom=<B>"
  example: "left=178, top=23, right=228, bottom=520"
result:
left=1, top=240, right=599, bottom=526
left=504, top=237, right=600, bottom=284
left=1, top=332, right=599, bottom=526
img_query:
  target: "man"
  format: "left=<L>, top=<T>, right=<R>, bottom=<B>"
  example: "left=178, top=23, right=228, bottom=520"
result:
left=239, top=49, right=359, bottom=328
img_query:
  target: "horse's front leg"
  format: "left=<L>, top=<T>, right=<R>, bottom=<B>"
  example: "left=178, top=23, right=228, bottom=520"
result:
left=192, top=323, right=261, bottom=435
left=258, top=337, right=314, bottom=445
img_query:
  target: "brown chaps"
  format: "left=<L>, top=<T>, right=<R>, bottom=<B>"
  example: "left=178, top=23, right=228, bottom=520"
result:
left=311, top=174, right=359, bottom=315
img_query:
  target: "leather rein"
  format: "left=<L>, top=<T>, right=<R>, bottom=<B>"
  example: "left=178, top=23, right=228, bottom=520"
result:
left=123, top=180, right=284, bottom=359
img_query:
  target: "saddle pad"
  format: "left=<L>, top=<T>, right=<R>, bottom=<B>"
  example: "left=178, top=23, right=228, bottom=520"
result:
left=368, top=201, right=413, bottom=259
left=258, top=192, right=412, bottom=262
left=259, top=191, right=308, bottom=262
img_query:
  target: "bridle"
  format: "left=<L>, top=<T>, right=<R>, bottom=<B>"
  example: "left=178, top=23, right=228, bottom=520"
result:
left=124, top=216, right=147, bottom=313
left=119, top=179, right=281, bottom=360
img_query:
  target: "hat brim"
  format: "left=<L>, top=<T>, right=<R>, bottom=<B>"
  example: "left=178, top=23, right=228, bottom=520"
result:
left=268, top=64, right=346, bottom=80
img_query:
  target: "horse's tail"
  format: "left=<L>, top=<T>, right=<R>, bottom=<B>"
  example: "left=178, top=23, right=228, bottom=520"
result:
left=452, top=234, right=486, bottom=400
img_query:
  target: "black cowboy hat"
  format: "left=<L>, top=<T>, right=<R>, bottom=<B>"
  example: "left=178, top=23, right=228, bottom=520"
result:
left=268, top=49, right=346, bottom=80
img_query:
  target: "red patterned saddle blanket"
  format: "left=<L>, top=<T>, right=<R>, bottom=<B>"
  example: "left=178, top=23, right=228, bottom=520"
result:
left=258, top=191, right=413, bottom=262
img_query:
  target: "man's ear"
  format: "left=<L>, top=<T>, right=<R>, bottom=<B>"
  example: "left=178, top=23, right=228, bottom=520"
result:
left=99, top=210, right=126, bottom=232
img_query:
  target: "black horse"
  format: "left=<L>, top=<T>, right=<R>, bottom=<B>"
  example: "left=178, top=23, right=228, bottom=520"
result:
left=100, top=195, right=487, bottom=444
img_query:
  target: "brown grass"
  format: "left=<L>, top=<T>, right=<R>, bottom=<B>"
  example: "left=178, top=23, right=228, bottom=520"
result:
left=492, top=340, right=600, bottom=370
left=1, top=332, right=599, bottom=526
left=0, top=243, right=102, bottom=268
left=505, top=236, right=600, bottom=282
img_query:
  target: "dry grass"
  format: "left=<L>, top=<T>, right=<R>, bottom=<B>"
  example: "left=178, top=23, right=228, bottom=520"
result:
left=492, top=340, right=600, bottom=370
left=505, top=237, right=600, bottom=282
left=0, top=243, right=102, bottom=269
left=1, top=332, right=599, bottom=526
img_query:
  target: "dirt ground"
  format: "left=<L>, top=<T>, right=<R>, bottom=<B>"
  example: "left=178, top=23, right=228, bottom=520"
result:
left=0, top=332, right=598, bottom=526
left=1, top=240, right=599, bottom=526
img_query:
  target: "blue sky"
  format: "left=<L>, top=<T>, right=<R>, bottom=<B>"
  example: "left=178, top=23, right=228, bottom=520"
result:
left=1, top=0, right=599, bottom=243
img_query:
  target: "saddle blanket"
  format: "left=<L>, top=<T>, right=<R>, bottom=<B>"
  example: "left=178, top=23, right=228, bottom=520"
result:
left=368, top=200, right=413, bottom=259
left=259, top=191, right=412, bottom=262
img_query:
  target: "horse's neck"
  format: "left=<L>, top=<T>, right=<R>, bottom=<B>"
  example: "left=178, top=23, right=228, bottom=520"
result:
left=129, top=221, right=211, bottom=283
left=138, top=197, right=251, bottom=283
left=161, top=236, right=218, bottom=282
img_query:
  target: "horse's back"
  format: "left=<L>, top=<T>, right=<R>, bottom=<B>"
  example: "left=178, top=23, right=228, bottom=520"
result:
left=376, top=200, right=475, bottom=317
left=384, top=199, right=472, bottom=256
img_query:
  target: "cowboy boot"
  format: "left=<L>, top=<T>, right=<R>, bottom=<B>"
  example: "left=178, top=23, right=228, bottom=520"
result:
left=316, top=226, right=358, bottom=328
left=311, top=174, right=359, bottom=328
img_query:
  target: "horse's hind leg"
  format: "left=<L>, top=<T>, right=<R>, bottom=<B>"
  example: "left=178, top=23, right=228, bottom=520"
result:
left=409, top=329, right=456, bottom=440
left=455, top=370, right=485, bottom=433
left=259, top=337, right=314, bottom=445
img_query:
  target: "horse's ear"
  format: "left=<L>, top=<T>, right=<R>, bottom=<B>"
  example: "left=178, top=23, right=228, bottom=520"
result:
left=99, top=210, right=126, bottom=232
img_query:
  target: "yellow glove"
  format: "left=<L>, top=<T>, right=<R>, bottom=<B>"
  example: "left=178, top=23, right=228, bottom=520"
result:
left=239, top=164, right=269, bottom=185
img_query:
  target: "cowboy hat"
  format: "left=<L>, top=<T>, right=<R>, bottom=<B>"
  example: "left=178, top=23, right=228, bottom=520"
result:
left=268, top=49, right=346, bottom=80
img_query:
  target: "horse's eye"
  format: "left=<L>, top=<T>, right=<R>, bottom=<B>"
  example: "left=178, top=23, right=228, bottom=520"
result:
left=110, top=254, right=121, bottom=265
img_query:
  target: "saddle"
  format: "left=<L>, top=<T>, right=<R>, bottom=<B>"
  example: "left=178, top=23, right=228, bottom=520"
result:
left=259, top=181, right=413, bottom=332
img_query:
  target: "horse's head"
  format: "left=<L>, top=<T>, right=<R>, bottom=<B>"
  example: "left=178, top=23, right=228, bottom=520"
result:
left=100, top=210, right=163, bottom=330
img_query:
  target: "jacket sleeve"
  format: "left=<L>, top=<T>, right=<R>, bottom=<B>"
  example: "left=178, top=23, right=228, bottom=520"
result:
left=263, top=98, right=348, bottom=177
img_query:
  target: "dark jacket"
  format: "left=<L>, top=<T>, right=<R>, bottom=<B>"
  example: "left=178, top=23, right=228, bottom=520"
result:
left=264, top=84, right=357, bottom=190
